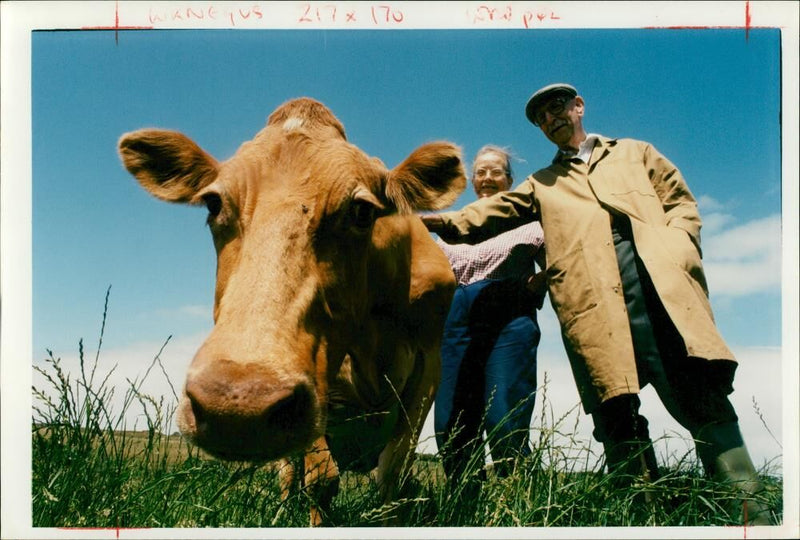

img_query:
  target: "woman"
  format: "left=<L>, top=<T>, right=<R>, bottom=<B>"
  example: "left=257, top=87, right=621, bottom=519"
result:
left=433, top=145, right=546, bottom=481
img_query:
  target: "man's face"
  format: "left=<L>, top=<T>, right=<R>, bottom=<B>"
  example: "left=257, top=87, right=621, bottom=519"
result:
left=534, top=95, right=584, bottom=148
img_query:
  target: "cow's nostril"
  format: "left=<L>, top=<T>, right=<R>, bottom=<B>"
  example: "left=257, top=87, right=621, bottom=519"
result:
left=187, top=388, right=206, bottom=423
left=267, top=384, right=315, bottom=430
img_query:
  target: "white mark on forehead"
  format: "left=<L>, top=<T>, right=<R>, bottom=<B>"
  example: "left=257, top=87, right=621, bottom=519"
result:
left=282, top=117, right=304, bottom=131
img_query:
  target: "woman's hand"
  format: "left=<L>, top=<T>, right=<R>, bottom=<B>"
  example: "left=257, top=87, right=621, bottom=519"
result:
left=525, top=270, right=548, bottom=295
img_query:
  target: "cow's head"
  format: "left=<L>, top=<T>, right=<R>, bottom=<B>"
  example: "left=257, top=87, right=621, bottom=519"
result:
left=119, top=98, right=465, bottom=460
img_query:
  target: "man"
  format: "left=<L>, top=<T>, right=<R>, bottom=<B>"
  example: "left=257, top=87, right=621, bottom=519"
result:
left=423, top=83, right=771, bottom=524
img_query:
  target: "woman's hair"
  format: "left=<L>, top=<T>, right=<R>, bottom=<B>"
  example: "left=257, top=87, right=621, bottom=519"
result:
left=472, top=144, right=514, bottom=185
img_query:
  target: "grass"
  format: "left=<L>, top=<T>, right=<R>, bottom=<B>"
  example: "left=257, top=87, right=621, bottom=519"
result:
left=31, top=291, right=784, bottom=529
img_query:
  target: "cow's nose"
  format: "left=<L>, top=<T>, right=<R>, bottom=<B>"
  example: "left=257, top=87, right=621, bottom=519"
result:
left=181, top=359, right=316, bottom=459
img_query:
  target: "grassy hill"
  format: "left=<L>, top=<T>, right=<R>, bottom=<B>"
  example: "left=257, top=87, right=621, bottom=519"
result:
left=31, top=349, right=783, bottom=529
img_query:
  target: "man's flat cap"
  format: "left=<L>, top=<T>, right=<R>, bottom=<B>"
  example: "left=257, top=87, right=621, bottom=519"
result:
left=525, top=83, right=578, bottom=124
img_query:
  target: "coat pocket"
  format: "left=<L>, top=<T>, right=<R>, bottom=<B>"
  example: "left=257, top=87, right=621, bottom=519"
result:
left=546, top=244, right=598, bottom=327
left=657, top=226, right=709, bottom=295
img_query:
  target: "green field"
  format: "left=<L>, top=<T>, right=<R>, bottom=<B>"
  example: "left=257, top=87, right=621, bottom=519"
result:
left=31, top=299, right=783, bottom=529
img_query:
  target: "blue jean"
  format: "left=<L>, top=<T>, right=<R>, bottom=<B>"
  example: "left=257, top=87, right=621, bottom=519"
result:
left=434, top=278, right=540, bottom=479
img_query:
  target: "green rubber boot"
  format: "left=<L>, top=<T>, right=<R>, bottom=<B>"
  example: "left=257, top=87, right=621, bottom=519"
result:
left=695, top=422, right=773, bottom=526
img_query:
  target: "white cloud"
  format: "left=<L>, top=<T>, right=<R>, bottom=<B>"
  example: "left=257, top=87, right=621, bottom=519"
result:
left=700, top=211, right=735, bottom=235
left=697, top=194, right=725, bottom=213
left=418, top=344, right=786, bottom=473
left=32, top=332, right=206, bottom=434
left=639, top=345, right=784, bottom=471
left=702, top=214, right=782, bottom=297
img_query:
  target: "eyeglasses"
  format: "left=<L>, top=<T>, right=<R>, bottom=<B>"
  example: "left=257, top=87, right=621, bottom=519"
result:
left=532, top=96, right=571, bottom=126
left=474, top=168, right=507, bottom=180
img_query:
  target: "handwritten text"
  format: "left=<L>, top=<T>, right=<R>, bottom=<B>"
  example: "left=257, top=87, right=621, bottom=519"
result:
left=466, top=4, right=561, bottom=29
left=148, top=4, right=264, bottom=27
left=298, top=3, right=404, bottom=26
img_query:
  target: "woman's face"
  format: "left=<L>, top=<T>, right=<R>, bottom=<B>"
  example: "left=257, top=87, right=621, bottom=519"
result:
left=472, top=151, right=511, bottom=198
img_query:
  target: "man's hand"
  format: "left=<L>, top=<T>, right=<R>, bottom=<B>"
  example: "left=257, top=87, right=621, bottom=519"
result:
left=420, top=214, right=445, bottom=234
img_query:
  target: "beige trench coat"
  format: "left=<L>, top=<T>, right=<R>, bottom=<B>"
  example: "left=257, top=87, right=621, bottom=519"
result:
left=438, top=137, right=734, bottom=412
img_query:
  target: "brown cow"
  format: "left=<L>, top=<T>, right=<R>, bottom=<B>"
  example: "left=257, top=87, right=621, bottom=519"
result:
left=118, top=98, right=466, bottom=525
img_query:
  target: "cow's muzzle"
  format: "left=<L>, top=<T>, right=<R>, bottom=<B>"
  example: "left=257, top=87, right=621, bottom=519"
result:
left=177, top=358, right=318, bottom=461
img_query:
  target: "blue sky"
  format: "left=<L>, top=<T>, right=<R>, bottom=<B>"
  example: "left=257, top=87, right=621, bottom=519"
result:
left=32, top=27, right=782, bottom=353
left=3, top=3, right=799, bottom=536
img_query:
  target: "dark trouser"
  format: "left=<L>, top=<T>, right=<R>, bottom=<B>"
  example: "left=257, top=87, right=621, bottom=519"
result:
left=593, top=216, right=739, bottom=476
left=435, top=278, right=540, bottom=481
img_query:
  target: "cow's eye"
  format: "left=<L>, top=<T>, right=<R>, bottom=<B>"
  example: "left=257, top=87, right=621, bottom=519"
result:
left=350, top=200, right=376, bottom=231
left=202, top=192, right=223, bottom=219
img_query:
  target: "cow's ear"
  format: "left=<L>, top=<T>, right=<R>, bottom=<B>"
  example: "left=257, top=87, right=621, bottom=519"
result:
left=386, top=142, right=467, bottom=214
left=118, top=129, right=219, bottom=203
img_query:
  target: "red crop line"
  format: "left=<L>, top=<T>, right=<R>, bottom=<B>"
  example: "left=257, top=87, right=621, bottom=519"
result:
left=77, top=1, right=154, bottom=44
left=746, top=0, right=752, bottom=40
left=644, top=1, right=775, bottom=35
left=58, top=527, right=150, bottom=540
left=642, top=25, right=778, bottom=30
left=80, top=26, right=153, bottom=30
left=57, top=528, right=150, bottom=531
left=78, top=23, right=153, bottom=46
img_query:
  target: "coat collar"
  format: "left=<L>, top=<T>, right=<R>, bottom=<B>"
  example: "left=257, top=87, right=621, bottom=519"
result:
left=586, top=135, right=619, bottom=171
left=552, top=133, right=615, bottom=166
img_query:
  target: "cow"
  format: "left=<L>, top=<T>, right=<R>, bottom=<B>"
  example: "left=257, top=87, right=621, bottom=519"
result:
left=118, top=98, right=466, bottom=525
